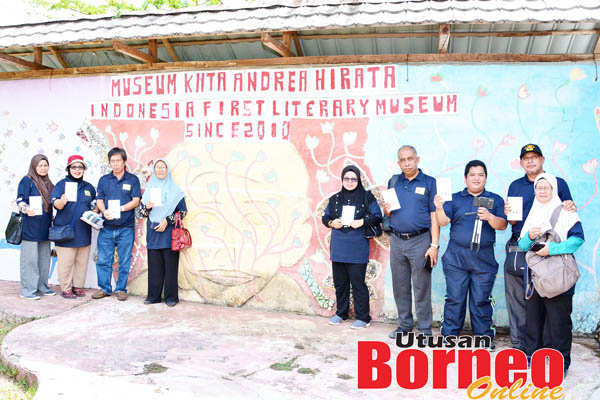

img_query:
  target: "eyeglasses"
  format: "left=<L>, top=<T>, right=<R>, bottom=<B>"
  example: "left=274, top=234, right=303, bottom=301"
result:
left=70, top=165, right=84, bottom=170
left=155, top=166, right=167, bottom=170
left=343, top=177, right=359, bottom=183
left=522, top=155, right=540, bottom=162
left=535, top=186, right=552, bottom=192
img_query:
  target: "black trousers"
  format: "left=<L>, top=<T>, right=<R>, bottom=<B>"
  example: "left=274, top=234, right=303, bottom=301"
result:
left=332, top=262, right=371, bottom=323
left=147, top=248, right=180, bottom=303
left=525, top=291, right=573, bottom=371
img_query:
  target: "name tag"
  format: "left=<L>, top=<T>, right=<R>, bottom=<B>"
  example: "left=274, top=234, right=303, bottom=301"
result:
left=123, top=183, right=131, bottom=191
left=415, top=187, right=426, bottom=195
left=84, top=190, right=91, bottom=197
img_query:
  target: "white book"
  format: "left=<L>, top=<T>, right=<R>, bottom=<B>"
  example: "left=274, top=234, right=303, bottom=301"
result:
left=29, top=196, right=43, bottom=216
left=150, top=188, right=162, bottom=206
left=437, top=177, right=452, bottom=201
left=341, top=205, right=355, bottom=226
left=65, top=182, right=78, bottom=202
left=381, top=188, right=401, bottom=211
left=506, top=196, right=523, bottom=221
left=108, top=199, right=121, bottom=220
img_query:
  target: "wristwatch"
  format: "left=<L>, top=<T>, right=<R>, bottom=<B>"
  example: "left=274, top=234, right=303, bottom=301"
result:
left=430, top=243, right=439, bottom=249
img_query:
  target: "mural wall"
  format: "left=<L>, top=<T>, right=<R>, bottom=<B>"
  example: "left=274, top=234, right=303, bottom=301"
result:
left=1, top=64, right=598, bottom=333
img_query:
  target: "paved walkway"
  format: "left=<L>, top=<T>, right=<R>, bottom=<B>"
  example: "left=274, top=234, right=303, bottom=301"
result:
left=1, top=280, right=599, bottom=399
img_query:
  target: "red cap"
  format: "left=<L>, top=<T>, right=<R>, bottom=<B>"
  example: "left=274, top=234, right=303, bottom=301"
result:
left=66, top=155, right=87, bottom=170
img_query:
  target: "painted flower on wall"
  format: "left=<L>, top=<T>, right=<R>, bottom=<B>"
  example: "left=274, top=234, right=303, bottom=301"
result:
left=343, top=131, right=357, bottom=146
left=430, top=73, right=443, bottom=82
left=305, top=135, right=319, bottom=150
left=553, top=141, right=567, bottom=154
left=570, top=68, right=587, bottom=81
left=517, top=84, right=530, bottom=100
left=501, top=134, right=515, bottom=146
left=477, top=86, right=488, bottom=98
left=316, top=169, right=330, bottom=183
left=320, top=121, right=334, bottom=135
left=509, top=158, right=521, bottom=171
left=472, top=138, right=485, bottom=151
left=582, top=158, right=598, bottom=175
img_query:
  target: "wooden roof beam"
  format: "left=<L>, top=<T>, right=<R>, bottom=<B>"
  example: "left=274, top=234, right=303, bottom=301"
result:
left=438, top=24, right=450, bottom=54
left=0, top=52, right=50, bottom=70
left=261, top=32, right=296, bottom=57
left=161, top=38, right=180, bottom=62
left=291, top=31, right=304, bottom=57
left=48, top=46, right=69, bottom=68
left=113, top=40, right=164, bottom=63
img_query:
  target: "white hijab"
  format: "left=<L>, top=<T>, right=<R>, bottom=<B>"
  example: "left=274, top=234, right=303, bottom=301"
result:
left=520, top=173, right=580, bottom=242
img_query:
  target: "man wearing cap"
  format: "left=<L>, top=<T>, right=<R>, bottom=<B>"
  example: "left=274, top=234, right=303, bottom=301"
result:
left=92, top=147, right=141, bottom=301
left=504, top=144, right=576, bottom=351
left=51, top=155, right=96, bottom=299
left=383, top=145, right=440, bottom=339
left=434, top=160, right=507, bottom=348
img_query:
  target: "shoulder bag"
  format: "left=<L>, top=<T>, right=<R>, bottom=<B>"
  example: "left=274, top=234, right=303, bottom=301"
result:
left=363, top=191, right=382, bottom=239
left=172, top=212, right=192, bottom=251
left=5, top=212, right=23, bottom=245
left=525, top=205, right=580, bottom=299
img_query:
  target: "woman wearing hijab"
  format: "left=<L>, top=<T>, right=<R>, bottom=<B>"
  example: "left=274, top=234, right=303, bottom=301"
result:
left=140, top=159, right=187, bottom=307
left=51, top=155, right=97, bottom=299
left=16, top=154, right=55, bottom=300
left=518, top=173, right=584, bottom=376
left=322, top=165, right=383, bottom=329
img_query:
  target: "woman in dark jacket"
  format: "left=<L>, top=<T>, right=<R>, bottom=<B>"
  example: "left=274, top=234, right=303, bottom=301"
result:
left=51, top=155, right=96, bottom=299
left=16, top=154, right=55, bottom=300
left=322, top=165, right=382, bottom=329
left=140, top=159, right=187, bottom=307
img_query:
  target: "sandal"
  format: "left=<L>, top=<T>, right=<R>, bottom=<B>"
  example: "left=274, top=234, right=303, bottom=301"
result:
left=61, top=291, right=77, bottom=299
left=72, top=287, right=86, bottom=297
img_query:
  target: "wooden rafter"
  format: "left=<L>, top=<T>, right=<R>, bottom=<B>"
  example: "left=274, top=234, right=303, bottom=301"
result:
left=33, top=47, right=42, bottom=64
left=261, top=32, right=296, bottom=57
left=1, top=53, right=597, bottom=80
left=438, top=24, right=450, bottom=54
left=113, top=40, right=163, bottom=63
left=0, top=52, right=50, bottom=70
left=148, top=39, right=157, bottom=59
left=292, top=31, right=304, bottom=57
left=161, top=38, right=180, bottom=62
left=48, top=46, right=69, bottom=68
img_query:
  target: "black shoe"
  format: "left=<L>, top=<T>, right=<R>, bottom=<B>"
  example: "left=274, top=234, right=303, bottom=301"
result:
left=144, top=299, right=160, bottom=305
left=388, top=328, right=409, bottom=340
left=489, top=340, right=496, bottom=352
left=166, top=300, right=177, bottom=307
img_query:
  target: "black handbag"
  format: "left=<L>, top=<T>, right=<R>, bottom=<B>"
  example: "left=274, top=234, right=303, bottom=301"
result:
left=49, top=202, right=78, bottom=243
left=5, top=212, right=23, bottom=245
left=363, top=191, right=383, bottom=239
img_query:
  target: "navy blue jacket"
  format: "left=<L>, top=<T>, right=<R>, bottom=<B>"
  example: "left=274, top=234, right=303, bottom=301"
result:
left=141, top=198, right=188, bottom=250
left=97, top=171, right=141, bottom=229
left=51, top=177, right=96, bottom=248
left=322, top=191, right=383, bottom=264
left=16, top=176, right=52, bottom=242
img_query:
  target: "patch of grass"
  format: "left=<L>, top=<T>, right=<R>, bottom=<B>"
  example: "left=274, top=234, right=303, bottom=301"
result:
left=0, top=319, right=37, bottom=399
left=269, top=356, right=298, bottom=371
left=337, top=373, right=353, bottom=380
left=143, top=363, right=168, bottom=374
left=297, top=367, right=319, bottom=375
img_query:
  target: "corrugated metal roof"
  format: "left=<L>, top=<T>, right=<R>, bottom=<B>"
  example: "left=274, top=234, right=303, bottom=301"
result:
left=1, top=0, right=600, bottom=49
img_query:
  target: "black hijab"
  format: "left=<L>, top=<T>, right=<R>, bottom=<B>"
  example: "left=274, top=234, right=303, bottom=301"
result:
left=340, top=165, right=366, bottom=206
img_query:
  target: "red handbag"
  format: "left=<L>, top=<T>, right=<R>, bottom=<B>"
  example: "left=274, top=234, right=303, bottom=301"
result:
left=171, top=212, right=192, bottom=251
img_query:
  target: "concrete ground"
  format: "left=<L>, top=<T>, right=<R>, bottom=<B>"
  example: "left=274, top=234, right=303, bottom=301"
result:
left=1, top=280, right=599, bottom=400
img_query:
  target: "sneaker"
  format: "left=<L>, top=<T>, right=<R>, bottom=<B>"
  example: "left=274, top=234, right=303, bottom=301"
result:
left=72, top=287, right=86, bottom=297
left=20, top=294, right=40, bottom=300
left=39, top=290, right=56, bottom=296
left=351, top=320, right=371, bottom=329
left=388, top=328, right=409, bottom=339
left=61, top=291, right=77, bottom=299
left=91, top=290, right=110, bottom=299
left=489, top=340, right=496, bottom=352
left=328, top=315, right=345, bottom=325
left=165, top=300, right=177, bottom=307
left=116, top=291, right=128, bottom=301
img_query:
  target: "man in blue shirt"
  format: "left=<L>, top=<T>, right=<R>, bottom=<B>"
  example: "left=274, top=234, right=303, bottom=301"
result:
left=434, top=160, right=507, bottom=346
left=383, top=145, right=440, bottom=339
left=504, top=144, right=575, bottom=351
left=92, top=147, right=141, bottom=301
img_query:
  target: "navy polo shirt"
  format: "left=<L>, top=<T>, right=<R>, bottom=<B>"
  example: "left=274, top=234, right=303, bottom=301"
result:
left=51, top=177, right=96, bottom=248
left=443, top=188, right=506, bottom=249
left=16, top=176, right=52, bottom=242
left=389, top=169, right=436, bottom=233
left=144, top=198, right=187, bottom=250
left=507, top=175, right=572, bottom=238
left=322, top=196, right=382, bottom=264
left=97, top=171, right=141, bottom=229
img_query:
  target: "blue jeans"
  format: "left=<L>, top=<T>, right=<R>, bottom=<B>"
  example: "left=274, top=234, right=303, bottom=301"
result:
left=96, top=227, right=134, bottom=294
